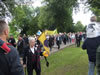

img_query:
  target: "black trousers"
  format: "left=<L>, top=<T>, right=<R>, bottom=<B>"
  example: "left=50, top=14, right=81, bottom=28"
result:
left=76, top=40, right=80, bottom=47
left=27, top=63, right=41, bottom=75
left=49, top=43, right=53, bottom=51
left=63, top=38, right=66, bottom=45
left=57, top=41, right=60, bottom=49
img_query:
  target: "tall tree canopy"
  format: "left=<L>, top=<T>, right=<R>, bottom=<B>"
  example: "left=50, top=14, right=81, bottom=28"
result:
left=9, top=5, right=40, bottom=35
left=86, top=0, right=100, bottom=21
left=1, top=0, right=86, bottom=36
left=74, top=21, right=84, bottom=32
left=38, top=0, right=78, bottom=32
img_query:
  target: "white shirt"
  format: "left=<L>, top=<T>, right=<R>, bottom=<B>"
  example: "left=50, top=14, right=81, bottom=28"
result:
left=30, top=47, right=35, bottom=54
left=57, top=37, right=59, bottom=40
left=86, top=22, right=100, bottom=38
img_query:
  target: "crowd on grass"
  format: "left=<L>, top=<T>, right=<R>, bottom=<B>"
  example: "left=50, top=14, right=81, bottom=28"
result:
left=3, top=17, right=100, bottom=75
left=6, top=31, right=86, bottom=75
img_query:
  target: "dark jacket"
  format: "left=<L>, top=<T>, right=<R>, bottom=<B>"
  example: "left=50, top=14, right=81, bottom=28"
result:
left=17, top=39, right=25, bottom=57
left=23, top=37, right=29, bottom=46
left=75, top=34, right=81, bottom=41
left=82, top=37, right=100, bottom=62
left=8, top=38, right=16, bottom=47
left=56, top=36, right=61, bottom=44
left=0, top=45, right=24, bottom=75
left=49, top=36, right=54, bottom=47
left=23, top=45, right=43, bottom=69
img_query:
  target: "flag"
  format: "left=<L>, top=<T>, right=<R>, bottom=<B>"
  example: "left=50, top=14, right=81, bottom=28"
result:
left=45, top=29, right=58, bottom=35
left=36, top=30, right=42, bottom=36
left=38, top=32, right=50, bottom=55
left=53, top=29, right=58, bottom=34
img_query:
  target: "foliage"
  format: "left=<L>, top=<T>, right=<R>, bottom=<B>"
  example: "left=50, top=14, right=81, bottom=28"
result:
left=38, top=0, right=78, bottom=32
left=9, top=5, right=40, bottom=35
left=1, top=0, right=39, bottom=35
left=9, top=19, right=19, bottom=38
left=74, top=21, right=84, bottom=32
left=86, top=0, right=100, bottom=21
left=0, top=0, right=82, bottom=36
left=38, top=6, right=55, bottom=31
left=83, top=26, right=87, bottom=32
left=87, top=0, right=100, bottom=9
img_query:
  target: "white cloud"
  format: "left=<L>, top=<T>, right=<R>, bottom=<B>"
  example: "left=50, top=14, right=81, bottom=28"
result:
left=32, top=0, right=42, bottom=8
left=72, top=0, right=93, bottom=26
left=73, top=9, right=92, bottom=25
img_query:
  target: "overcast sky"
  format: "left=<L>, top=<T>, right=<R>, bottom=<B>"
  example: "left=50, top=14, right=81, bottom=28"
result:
left=33, top=0, right=42, bottom=8
left=72, top=1, right=93, bottom=26
left=33, top=0, right=93, bottom=26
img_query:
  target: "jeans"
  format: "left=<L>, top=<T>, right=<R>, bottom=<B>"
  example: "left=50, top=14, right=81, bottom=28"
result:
left=88, top=61, right=99, bottom=75
left=96, top=52, right=100, bottom=75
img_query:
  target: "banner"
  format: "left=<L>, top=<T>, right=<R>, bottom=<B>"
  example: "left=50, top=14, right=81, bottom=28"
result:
left=38, top=32, right=50, bottom=55
left=45, top=29, right=58, bottom=35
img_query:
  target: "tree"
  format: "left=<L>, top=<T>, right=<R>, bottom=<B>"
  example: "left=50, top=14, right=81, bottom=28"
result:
left=85, top=0, right=100, bottom=21
left=74, top=21, right=84, bottom=32
left=0, top=0, right=40, bottom=36
left=38, top=0, right=78, bottom=32
left=9, top=19, right=19, bottom=38
left=9, top=5, right=40, bottom=35
left=38, top=6, right=55, bottom=30
left=0, top=0, right=80, bottom=36
left=87, top=0, right=100, bottom=9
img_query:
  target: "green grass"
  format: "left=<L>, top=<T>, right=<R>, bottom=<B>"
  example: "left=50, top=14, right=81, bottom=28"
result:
left=31, top=45, right=97, bottom=75
left=40, top=45, right=88, bottom=75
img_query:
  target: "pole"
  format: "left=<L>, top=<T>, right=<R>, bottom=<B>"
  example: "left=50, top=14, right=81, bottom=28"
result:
left=44, top=56, right=49, bottom=67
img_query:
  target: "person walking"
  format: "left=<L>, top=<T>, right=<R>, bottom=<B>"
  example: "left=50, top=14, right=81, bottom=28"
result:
left=17, top=34, right=25, bottom=57
left=56, top=34, right=61, bottom=49
left=75, top=32, right=81, bottom=47
left=23, top=37, right=48, bottom=75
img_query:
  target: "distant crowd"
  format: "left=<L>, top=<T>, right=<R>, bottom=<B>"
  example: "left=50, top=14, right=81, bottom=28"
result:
left=5, top=31, right=86, bottom=75
left=8, top=32, right=86, bottom=57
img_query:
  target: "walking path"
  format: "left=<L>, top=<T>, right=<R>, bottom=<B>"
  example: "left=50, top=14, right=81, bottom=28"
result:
left=50, top=42, right=75, bottom=54
left=40, top=42, right=75, bottom=59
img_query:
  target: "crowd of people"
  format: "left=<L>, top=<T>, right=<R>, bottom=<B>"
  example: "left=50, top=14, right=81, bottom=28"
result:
left=0, top=25, right=85, bottom=75
left=47, top=32, right=86, bottom=50
left=8, top=32, right=86, bottom=54
left=1, top=16, right=100, bottom=75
